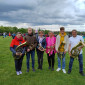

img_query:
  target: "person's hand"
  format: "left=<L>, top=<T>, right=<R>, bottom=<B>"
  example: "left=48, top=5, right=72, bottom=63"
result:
left=41, top=48, right=45, bottom=51
left=51, top=46, right=54, bottom=49
left=69, top=52, right=71, bottom=56
left=56, top=50, right=59, bottom=53
left=20, top=53, right=22, bottom=56
left=47, top=46, right=50, bottom=49
left=16, top=52, right=19, bottom=55
left=27, top=49, right=30, bottom=52
left=30, top=47, right=32, bottom=50
left=64, top=51, right=67, bottom=54
left=78, top=47, right=82, bottom=51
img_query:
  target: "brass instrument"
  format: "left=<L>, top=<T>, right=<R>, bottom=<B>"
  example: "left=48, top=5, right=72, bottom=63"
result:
left=47, top=44, right=55, bottom=55
left=38, top=44, right=46, bottom=51
left=14, top=42, right=27, bottom=59
left=71, top=41, right=85, bottom=58
left=58, top=41, right=66, bottom=58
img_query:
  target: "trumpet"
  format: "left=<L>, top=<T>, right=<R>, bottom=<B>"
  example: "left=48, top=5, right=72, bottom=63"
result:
left=71, top=40, right=85, bottom=58
left=58, top=41, right=66, bottom=58
left=47, top=44, right=55, bottom=55
left=14, top=42, right=27, bottom=59
left=38, top=44, right=46, bottom=51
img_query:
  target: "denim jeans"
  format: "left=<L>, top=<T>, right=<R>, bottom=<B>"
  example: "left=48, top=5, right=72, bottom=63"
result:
left=26, top=50, right=35, bottom=69
left=69, top=54, right=83, bottom=72
left=57, top=52, right=66, bottom=69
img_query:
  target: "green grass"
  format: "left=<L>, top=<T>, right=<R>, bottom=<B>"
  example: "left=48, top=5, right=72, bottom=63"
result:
left=0, top=36, right=85, bottom=85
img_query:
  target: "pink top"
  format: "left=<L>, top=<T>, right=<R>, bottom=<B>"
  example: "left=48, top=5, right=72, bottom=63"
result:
left=46, top=36, right=56, bottom=56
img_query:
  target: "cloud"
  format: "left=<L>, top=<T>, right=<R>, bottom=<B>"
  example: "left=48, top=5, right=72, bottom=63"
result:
left=0, top=0, right=85, bottom=31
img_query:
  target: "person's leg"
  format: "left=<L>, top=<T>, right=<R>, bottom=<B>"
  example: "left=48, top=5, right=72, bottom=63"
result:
left=47, top=54, right=51, bottom=69
left=15, top=59, right=19, bottom=71
left=26, top=52, right=30, bottom=70
left=62, top=53, right=66, bottom=69
left=51, top=52, right=55, bottom=71
left=57, top=54, right=61, bottom=69
left=40, top=51, right=44, bottom=69
left=15, top=59, right=20, bottom=75
left=18, top=55, right=24, bottom=72
left=78, top=54, right=83, bottom=72
left=31, top=50, right=35, bottom=70
left=52, top=53, right=55, bottom=68
left=68, top=57, right=74, bottom=74
left=37, top=50, right=41, bottom=69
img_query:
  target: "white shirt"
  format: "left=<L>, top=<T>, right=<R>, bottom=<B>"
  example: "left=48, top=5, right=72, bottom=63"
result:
left=69, top=35, right=84, bottom=54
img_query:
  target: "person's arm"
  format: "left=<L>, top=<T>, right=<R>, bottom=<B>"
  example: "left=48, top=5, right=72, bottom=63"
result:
left=68, top=43, right=71, bottom=56
left=43, top=38, right=46, bottom=49
left=78, top=36, right=84, bottom=50
left=55, top=36, right=59, bottom=53
left=10, top=47, right=16, bottom=54
left=65, top=35, right=69, bottom=52
left=10, top=39, right=16, bottom=54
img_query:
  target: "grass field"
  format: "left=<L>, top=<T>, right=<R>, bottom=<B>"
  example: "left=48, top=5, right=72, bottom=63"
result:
left=0, top=36, right=85, bottom=85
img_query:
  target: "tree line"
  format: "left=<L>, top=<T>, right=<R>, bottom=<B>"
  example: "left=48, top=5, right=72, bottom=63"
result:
left=0, top=26, right=85, bottom=35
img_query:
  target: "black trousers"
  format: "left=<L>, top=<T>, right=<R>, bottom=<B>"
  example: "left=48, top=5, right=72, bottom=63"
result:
left=14, top=55, right=24, bottom=71
left=47, top=52, right=55, bottom=68
left=37, top=49, right=44, bottom=69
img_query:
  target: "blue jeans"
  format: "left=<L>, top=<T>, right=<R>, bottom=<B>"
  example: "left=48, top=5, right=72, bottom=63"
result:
left=57, top=53, right=66, bottom=69
left=26, top=50, right=35, bottom=69
left=69, top=54, right=83, bottom=72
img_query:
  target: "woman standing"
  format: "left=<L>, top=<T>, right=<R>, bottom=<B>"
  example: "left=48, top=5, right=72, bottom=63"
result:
left=36, top=31, right=46, bottom=70
left=46, top=32, right=56, bottom=71
left=10, top=32, right=25, bottom=75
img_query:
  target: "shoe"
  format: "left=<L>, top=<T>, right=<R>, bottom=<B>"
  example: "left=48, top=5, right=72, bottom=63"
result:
left=38, top=67, right=40, bottom=69
left=19, top=71, right=22, bottom=74
left=52, top=68, right=54, bottom=71
left=26, top=69, right=29, bottom=72
left=32, top=68, right=35, bottom=72
left=79, top=72, right=85, bottom=76
left=16, top=71, right=20, bottom=75
left=48, top=67, right=51, bottom=69
left=68, top=69, right=71, bottom=74
left=62, top=69, right=66, bottom=74
left=56, top=68, right=61, bottom=72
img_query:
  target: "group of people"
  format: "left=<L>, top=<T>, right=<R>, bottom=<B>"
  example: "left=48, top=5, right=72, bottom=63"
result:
left=10, top=27, right=85, bottom=76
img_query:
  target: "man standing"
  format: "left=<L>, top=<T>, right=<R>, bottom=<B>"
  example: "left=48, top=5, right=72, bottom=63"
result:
left=68, top=29, right=85, bottom=76
left=55, top=27, right=69, bottom=73
left=24, top=28, right=37, bottom=72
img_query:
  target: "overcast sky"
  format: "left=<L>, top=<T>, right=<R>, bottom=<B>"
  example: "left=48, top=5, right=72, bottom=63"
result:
left=0, top=0, right=85, bottom=31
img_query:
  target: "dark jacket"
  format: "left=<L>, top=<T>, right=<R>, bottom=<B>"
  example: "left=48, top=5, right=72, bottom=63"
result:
left=24, top=34, right=37, bottom=50
left=36, top=36, right=46, bottom=49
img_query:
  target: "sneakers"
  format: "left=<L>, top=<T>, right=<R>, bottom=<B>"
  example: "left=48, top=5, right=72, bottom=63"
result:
left=26, top=69, right=29, bottom=72
left=32, top=68, right=35, bottom=72
left=62, top=69, right=66, bottom=74
left=56, top=68, right=61, bottom=72
left=79, top=71, right=85, bottom=76
left=19, top=71, right=22, bottom=74
left=68, top=69, right=71, bottom=74
left=16, top=71, right=22, bottom=75
left=16, top=71, right=20, bottom=75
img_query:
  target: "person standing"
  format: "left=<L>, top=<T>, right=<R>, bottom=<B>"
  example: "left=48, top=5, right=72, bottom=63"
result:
left=46, top=31, right=56, bottom=71
left=10, top=32, right=25, bottom=75
left=36, top=31, right=46, bottom=70
left=68, top=29, right=85, bottom=76
left=24, top=28, right=37, bottom=72
left=55, top=27, right=69, bottom=73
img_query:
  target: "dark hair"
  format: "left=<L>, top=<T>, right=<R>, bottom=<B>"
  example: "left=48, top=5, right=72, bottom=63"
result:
left=60, top=27, right=65, bottom=31
left=72, top=29, right=77, bottom=32
left=39, top=31, right=44, bottom=34
left=17, top=32, right=22, bottom=35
